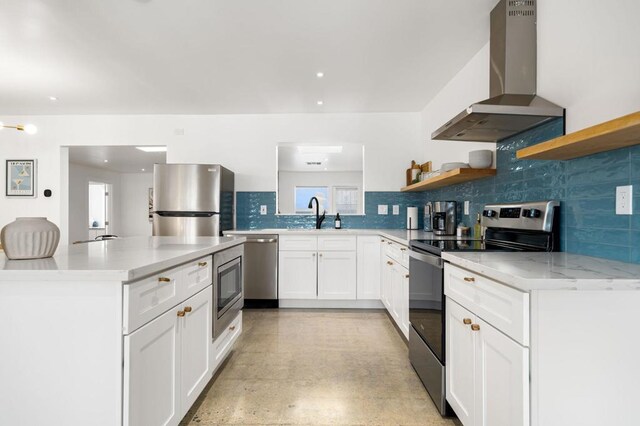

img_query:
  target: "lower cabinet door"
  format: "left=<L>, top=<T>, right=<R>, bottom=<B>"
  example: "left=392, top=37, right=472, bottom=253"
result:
left=318, top=251, right=357, bottom=299
left=124, top=307, right=181, bottom=426
left=356, top=236, right=382, bottom=300
left=390, top=263, right=403, bottom=322
left=475, top=317, right=529, bottom=426
left=278, top=251, right=318, bottom=299
left=446, top=298, right=476, bottom=426
left=180, top=288, right=212, bottom=414
left=382, top=257, right=394, bottom=309
left=400, top=268, right=410, bottom=339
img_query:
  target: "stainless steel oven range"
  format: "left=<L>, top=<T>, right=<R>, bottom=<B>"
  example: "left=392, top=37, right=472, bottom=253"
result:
left=213, top=244, right=244, bottom=339
left=408, top=200, right=560, bottom=416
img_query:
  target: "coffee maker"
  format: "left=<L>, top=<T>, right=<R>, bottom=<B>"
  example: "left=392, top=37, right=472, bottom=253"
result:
left=432, top=201, right=457, bottom=235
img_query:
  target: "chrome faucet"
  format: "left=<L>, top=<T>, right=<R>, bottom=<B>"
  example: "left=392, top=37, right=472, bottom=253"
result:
left=308, top=197, right=326, bottom=229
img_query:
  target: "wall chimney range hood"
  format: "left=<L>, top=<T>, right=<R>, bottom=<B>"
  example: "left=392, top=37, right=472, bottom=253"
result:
left=431, top=0, right=564, bottom=142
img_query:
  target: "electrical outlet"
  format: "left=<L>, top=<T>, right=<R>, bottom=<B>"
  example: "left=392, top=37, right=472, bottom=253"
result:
left=464, top=201, right=470, bottom=215
left=392, top=205, right=400, bottom=215
left=260, top=205, right=268, bottom=215
left=616, top=185, right=633, bottom=215
left=378, top=204, right=388, bottom=215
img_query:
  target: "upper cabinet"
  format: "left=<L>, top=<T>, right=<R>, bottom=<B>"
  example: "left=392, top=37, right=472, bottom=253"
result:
left=517, top=111, right=640, bottom=160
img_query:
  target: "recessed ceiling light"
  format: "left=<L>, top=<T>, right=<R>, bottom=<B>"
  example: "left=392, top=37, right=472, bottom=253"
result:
left=136, top=146, right=167, bottom=152
left=324, top=168, right=327, bottom=171
left=324, top=158, right=328, bottom=161
left=317, top=100, right=324, bottom=106
left=298, top=145, right=343, bottom=154
left=141, top=168, right=145, bottom=172
left=316, top=72, right=324, bottom=78
left=48, top=96, right=58, bottom=101
left=104, top=159, right=109, bottom=163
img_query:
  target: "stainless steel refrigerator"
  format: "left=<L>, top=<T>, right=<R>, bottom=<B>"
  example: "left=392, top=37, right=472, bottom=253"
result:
left=152, top=164, right=234, bottom=237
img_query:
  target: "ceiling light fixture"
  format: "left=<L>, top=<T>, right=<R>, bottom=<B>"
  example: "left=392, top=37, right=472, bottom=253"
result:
left=298, top=145, right=343, bottom=154
left=316, top=72, right=324, bottom=78
left=136, top=146, right=168, bottom=153
left=48, top=96, right=58, bottom=101
left=104, top=159, right=109, bottom=163
left=141, top=168, right=145, bottom=172
left=0, top=123, right=38, bottom=134
left=317, top=100, right=324, bottom=106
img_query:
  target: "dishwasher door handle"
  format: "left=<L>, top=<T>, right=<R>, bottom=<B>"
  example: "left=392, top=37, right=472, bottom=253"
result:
left=245, top=238, right=278, bottom=244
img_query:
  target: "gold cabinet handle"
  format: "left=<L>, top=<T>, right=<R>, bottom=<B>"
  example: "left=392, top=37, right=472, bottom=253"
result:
left=463, top=277, right=475, bottom=283
left=319, top=253, right=323, bottom=257
left=381, top=239, right=385, bottom=242
left=387, top=261, right=393, bottom=265
left=177, top=310, right=185, bottom=317
left=198, top=261, right=208, bottom=267
left=471, top=324, right=480, bottom=331
left=400, top=248, right=407, bottom=251
left=184, top=306, right=192, bottom=313
left=387, top=242, right=393, bottom=245
left=463, top=318, right=472, bottom=325
left=229, top=326, right=236, bottom=331
left=312, top=253, right=316, bottom=257
left=158, top=277, right=171, bottom=283
left=405, top=274, right=410, bottom=279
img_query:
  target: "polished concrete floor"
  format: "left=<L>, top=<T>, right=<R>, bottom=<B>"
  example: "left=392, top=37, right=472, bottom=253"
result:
left=181, top=309, right=456, bottom=425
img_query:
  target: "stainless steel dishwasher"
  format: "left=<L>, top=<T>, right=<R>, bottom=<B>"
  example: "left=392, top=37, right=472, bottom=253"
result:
left=241, top=234, right=278, bottom=308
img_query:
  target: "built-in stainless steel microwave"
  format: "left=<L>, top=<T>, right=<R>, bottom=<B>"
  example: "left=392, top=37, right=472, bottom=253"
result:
left=212, top=244, right=244, bottom=339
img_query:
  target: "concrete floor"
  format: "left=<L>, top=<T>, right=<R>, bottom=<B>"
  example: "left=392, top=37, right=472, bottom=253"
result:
left=181, top=309, right=456, bottom=425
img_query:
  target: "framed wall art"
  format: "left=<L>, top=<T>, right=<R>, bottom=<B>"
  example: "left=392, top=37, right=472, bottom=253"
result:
left=6, top=160, right=36, bottom=197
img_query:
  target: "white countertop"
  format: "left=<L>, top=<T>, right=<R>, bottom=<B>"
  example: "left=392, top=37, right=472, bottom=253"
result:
left=442, top=251, right=640, bottom=292
left=0, top=236, right=245, bottom=282
left=226, top=228, right=463, bottom=246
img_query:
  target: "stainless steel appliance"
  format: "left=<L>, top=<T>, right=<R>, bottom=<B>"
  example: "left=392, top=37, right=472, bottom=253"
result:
left=431, top=0, right=565, bottom=142
left=408, top=200, right=560, bottom=415
left=242, top=234, right=278, bottom=308
left=213, top=244, right=244, bottom=339
left=153, top=164, right=234, bottom=237
left=432, top=201, right=457, bottom=236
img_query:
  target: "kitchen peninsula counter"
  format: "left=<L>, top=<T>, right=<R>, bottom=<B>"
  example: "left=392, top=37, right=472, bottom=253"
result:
left=442, top=251, right=640, bottom=291
left=0, top=236, right=245, bottom=282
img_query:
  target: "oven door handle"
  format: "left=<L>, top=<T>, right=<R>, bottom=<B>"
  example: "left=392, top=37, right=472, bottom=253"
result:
left=409, top=250, right=444, bottom=268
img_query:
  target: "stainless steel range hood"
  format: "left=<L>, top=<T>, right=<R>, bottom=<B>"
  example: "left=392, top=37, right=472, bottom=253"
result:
left=431, top=0, right=564, bottom=142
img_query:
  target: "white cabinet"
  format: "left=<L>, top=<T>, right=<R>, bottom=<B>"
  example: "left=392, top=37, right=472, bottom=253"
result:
left=124, top=287, right=212, bottom=426
left=356, top=236, right=381, bottom=300
left=278, top=250, right=317, bottom=299
left=318, top=251, right=357, bottom=299
left=124, top=301, right=181, bottom=426
left=278, top=235, right=358, bottom=301
left=446, top=297, right=529, bottom=426
left=379, top=237, right=410, bottom=340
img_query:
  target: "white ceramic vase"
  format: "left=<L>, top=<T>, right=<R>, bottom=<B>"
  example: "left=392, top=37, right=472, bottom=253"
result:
left=0, top=217, right=60, bottom=260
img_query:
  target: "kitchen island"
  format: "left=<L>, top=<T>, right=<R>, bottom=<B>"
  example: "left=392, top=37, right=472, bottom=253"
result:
left=0, top=236, right=245, bottom=426
left=441, top=251, right=640, bottom=426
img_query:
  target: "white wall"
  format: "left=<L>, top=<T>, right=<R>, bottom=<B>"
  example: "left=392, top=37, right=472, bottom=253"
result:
left=537, top=0, right=640, bottom=132
left=68, top=163, right=121, bottom=243
left=421, top=0, right=640, bottom=158
left=420, top=43, right=494, bottom=170
left=278, top=171, right=363, bottom=214
left=119, top=173, right=153, bottom=237
left=0, top=113, right=422, bottom=239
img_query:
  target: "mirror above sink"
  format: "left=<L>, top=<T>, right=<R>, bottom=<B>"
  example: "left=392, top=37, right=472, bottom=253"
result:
left=276, top=143, right=365, bottom=215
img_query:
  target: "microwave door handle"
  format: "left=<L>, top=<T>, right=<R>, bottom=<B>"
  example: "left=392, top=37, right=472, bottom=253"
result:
left=408, top=250, right=444, bottom=268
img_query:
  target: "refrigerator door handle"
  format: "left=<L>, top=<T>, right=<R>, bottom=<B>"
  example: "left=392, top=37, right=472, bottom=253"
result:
left=155, top=211, right=218, bottom=217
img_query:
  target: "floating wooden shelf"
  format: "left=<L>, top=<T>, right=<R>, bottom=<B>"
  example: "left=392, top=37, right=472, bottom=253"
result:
left=517, top=111, right=640, bottom=160
left=401, top=168, right=496, bottom=192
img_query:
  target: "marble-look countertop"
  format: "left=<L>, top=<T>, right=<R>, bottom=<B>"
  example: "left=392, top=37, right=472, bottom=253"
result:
left=0, top=236, right=245, bottom=282
left=442, top=252, right=640, bottom=292
left=225, top=228, right=463, bottom=246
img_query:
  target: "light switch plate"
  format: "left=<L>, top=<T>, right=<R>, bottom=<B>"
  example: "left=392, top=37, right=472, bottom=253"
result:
left=378, top=204, right=388, bottom=215
left=616, top=185, right=633, bottom=215
left=392, top=205, right=400, bottom=215
left=260, top=205, right=268, bottom=215
left=464, top=201, right=470, bottom=215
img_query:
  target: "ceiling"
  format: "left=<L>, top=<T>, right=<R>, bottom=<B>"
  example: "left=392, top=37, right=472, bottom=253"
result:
left=0, top=0, right=496, bottom=115
left=69, top=146, right=166, bottom=173
left=278, top=143, right=363, bottom=172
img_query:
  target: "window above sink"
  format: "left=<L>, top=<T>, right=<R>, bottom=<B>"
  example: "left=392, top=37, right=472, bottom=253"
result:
left=276, top=143, right=365, bottom=215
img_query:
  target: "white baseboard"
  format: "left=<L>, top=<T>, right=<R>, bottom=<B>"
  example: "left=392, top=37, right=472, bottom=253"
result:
left=278, top=299, right=384, bottom=309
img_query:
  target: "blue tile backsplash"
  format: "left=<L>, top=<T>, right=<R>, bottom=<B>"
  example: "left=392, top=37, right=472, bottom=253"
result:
left=237, top=118, right=640, bottom=264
